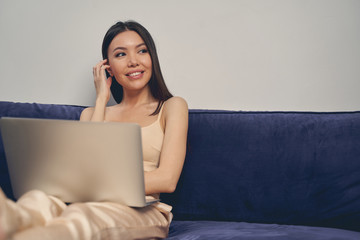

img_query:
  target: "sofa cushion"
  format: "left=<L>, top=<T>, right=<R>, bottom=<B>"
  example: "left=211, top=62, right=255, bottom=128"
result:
left=168, top=221, right=360, bottom=240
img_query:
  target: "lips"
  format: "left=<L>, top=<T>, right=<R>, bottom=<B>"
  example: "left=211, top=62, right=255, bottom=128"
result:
left=125, top=70, right=145, bottom=80
left=126, top=70, right=144, bottom=77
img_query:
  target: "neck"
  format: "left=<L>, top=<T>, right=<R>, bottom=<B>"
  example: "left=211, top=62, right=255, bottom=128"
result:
left=120, top=86, right=156, bottom=108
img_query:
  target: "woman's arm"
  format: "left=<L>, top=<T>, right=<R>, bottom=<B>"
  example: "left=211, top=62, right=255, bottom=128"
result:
left=80, top=59, right=112, bottom=122
left=144, top=96, right=189, bottom=194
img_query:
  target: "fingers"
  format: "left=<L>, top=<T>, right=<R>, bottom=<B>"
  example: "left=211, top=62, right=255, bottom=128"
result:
left=92, top=60, right=112, bottom=103
left=93, top=60, right=105, bottom=76
left=93, top=59, right=110, bottom=78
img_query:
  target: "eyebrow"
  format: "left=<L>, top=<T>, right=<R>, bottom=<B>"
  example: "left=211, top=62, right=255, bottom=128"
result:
left=112, top=43, right=146, bottom=52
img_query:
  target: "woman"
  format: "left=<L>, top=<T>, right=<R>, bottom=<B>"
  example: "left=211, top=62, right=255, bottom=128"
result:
left=0, top=21, right=188, bottom=239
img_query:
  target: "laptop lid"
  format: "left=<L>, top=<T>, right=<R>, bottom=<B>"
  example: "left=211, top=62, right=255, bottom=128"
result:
left=0, top=117, right=154, bottom=207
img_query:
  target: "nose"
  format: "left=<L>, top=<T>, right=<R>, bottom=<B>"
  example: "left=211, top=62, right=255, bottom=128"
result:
left=128, top=53, right=139, bottom=67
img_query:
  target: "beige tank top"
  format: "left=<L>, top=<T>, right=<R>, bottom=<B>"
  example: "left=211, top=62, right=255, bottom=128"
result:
left=141, top=104, right=173, bottom=213
left=141, top=103, right=165, bottom=173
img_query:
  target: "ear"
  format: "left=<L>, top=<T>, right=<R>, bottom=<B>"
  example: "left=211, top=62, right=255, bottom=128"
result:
left=106, top=68, right=113, bottom=77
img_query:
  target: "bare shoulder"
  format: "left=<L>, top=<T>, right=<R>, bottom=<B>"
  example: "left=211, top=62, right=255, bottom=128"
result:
left=162, top=97, right=188, bottom=124
left=80, top=107, right=95, bottom=121
left=163, top=96, right=188, bottom=112
left=80, top=106, right=115, bottom=121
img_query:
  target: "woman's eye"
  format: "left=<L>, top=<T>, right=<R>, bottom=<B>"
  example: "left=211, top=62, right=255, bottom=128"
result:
left=139, top=49, right=148, bottom=54
left=115, top=52, right=125, bottom=57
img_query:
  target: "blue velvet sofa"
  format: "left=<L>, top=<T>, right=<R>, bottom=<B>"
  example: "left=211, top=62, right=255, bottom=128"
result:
left=1, top=101, right=360, bottom=239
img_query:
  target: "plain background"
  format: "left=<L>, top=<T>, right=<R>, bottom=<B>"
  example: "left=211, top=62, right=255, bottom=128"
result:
left=0, top=0, right=359, bottom=111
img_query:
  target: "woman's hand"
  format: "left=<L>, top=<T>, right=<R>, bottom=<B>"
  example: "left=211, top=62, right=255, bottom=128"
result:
left=80, top=60, right=112, bottom=122
left=93, top=59, right=112, bottom=104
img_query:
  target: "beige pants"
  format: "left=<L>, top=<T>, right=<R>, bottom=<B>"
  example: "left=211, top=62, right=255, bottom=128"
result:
left=0, top=189, right=171, bottom=240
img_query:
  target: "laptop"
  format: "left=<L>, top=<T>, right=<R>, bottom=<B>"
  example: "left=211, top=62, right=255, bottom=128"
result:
left=0, top=117, right=159, bottom=207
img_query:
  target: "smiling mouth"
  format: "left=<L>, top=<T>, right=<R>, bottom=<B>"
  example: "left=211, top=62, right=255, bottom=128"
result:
left=126, top=71, right=144, bottom=77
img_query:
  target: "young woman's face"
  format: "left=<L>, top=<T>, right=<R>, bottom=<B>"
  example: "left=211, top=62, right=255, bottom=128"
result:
left=107, top=31, right=152, bottom=92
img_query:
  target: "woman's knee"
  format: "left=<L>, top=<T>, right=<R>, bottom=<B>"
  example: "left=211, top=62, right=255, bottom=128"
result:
left=17, top=190, right=65, bottom=221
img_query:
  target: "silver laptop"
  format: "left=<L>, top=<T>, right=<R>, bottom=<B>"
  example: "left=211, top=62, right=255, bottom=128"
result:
left=0, top=117, right=159, bottom=207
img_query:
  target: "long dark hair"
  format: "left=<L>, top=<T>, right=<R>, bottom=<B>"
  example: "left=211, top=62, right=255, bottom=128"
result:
left=102, top=20, right=173, bottom=115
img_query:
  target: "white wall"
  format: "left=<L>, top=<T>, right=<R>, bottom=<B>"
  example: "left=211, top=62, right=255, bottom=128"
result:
left=0, top=0, right=359, bottom=111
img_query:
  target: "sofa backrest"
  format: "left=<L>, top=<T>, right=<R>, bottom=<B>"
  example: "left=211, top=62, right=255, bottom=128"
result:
left=1, top=102, right=360, bottom=232
left=161, top=110, right=360, bottom=232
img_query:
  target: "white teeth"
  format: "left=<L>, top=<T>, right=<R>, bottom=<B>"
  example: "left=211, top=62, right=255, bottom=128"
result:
left=128, top=72, right=142, bottom=77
